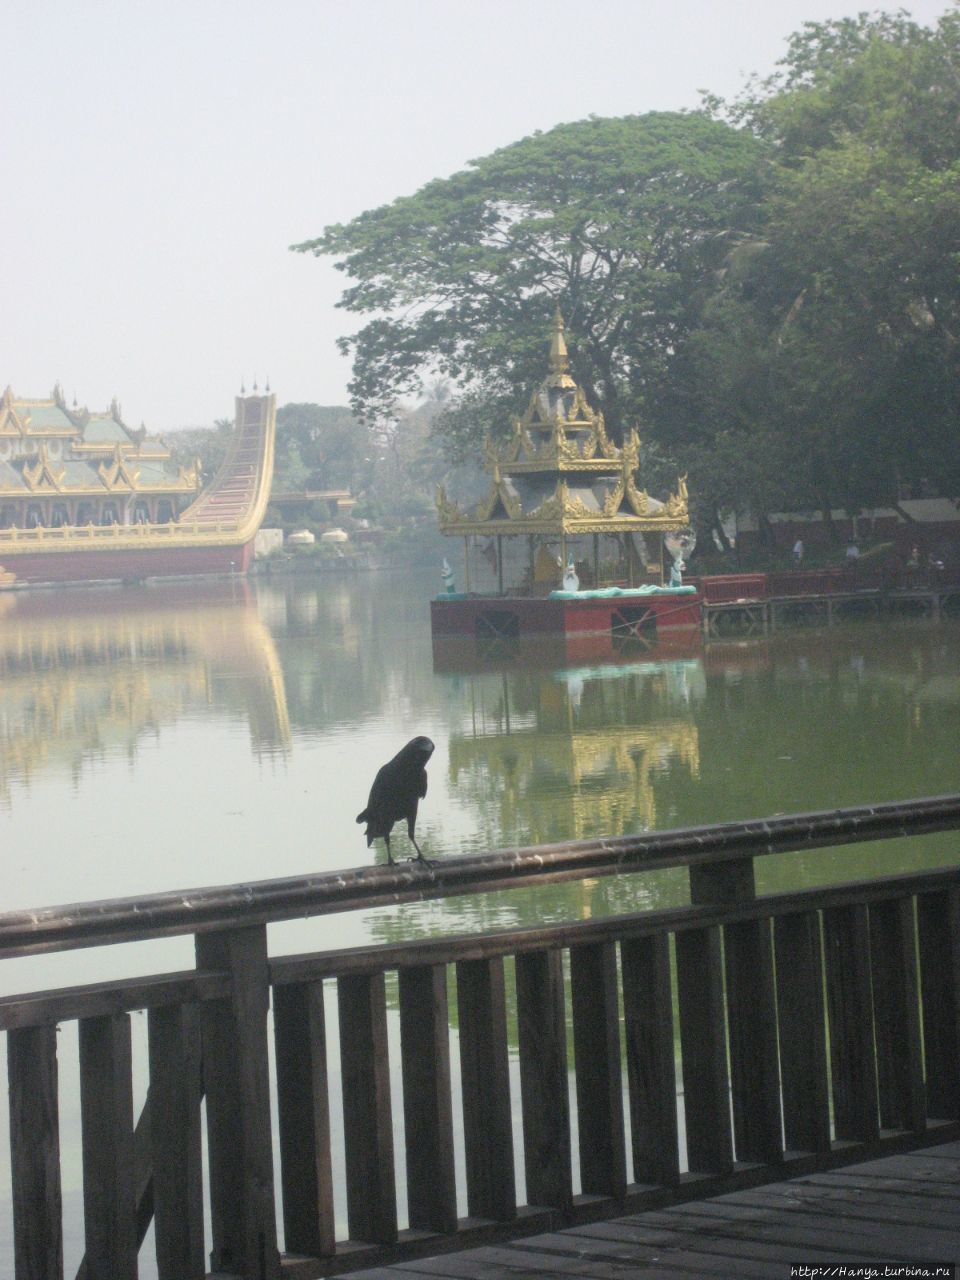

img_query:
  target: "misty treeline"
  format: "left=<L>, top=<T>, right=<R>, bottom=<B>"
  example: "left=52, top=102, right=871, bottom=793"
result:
left=169, top=402, right=443, bottom=526
left=291, top=10, right=959, bottom=544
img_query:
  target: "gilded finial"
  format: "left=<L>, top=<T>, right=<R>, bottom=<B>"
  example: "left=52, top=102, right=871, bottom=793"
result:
left=547, top=303, right=576, bottom=389
left=240, top=379, right=246, bottom=395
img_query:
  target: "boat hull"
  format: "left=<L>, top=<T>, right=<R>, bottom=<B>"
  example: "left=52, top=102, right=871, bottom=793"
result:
left=0, top=538, right=252, bottom=584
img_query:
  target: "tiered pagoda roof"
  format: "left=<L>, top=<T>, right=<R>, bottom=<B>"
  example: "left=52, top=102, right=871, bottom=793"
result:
left=0, top=384, right=199, bottom=502
left=436, top=309, right=689, bottom=537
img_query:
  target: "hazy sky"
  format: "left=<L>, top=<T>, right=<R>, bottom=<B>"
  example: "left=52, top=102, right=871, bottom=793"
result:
left=3, top=0, right=952, bottom=432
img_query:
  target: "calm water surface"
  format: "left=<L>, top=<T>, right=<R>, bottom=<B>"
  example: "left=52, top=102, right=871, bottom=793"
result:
left=0, top=569, right=957, bottom=1271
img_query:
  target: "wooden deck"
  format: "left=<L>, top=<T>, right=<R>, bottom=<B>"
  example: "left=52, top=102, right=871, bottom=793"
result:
left=347, top=1143, right=960, bottom=1279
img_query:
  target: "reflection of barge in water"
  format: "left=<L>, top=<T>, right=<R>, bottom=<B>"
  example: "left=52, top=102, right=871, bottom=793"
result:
left=0, top=579, right=291, bottom=803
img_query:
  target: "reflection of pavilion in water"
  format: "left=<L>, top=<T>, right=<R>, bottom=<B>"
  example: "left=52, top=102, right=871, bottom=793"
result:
left=448, top=659, right=702, bottom=845
left=0, top=581, right=290, bottom=803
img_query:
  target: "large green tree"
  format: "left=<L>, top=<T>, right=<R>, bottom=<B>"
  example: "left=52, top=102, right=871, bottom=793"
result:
left=294, top=111, right=767, bottom=446
left=273, top=403, right=374, bottom=494
left=675, top=8, right=960, bottom=526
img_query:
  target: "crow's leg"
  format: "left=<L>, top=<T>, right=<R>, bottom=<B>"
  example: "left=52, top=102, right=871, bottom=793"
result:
left=384, top=834, right=395, bottom=865
left=409, top=830, right=432, bottom=866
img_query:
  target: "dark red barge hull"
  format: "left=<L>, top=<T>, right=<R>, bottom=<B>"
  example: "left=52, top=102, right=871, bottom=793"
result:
left=0, top=540, right=252, bottom=585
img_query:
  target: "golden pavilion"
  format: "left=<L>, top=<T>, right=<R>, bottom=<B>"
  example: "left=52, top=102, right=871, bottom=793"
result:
left=0, top=384, right=199, bottom=530
left=436, top=308, right=690, bottom=591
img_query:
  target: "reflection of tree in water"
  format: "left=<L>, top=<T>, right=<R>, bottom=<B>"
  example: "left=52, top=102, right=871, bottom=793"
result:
left=265, top=576, right=443, bottom=730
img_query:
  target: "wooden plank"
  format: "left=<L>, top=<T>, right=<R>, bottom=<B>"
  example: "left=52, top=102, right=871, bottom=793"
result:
left=570, top=942, right=626, bottom=1199
left=675, top=927, right=733, bottom=1173
left=620, top=934, right=680, bottom=1185
left=579, top=1213, right=888, bottom=1267
left=8, top=1023, right=63, bottom=1280
left=148, top=1003, right=205, bottom=1279
left=525, top=1228, right=783, bottom=1277
left=869, top=897, right=926, bottom=1131
left=723, top=918, right=782, bottom=1163
left=0, top=969, right=224, bottom=1032
left=773, top=911, right=831, bottom=1153
left=456, top=957, right=516, bottom=1221
left=274, top=980, right=336, bottom=1256
left=639, top=1200, right=956, bottom=1259
left=688, top=856, right=756, bottom=906
left=338, top=971, right=397, bottom=1244
left=804, top=1168, right=960, bottom=1201
left=822, top=904, right=880, bottom=1141
left=197, top=925, right=280, bottom=1277
left=399, top=964, right=458, bottom=1234
left=917, top=887, right=960, bottom=1119
left=401, top=1241, right=706, bottom=1278
left=515, top=949, right=572, bottom=1212
left=269, top=865, right=960, bottom=988
left=723, top=1180, right=960, bottom=1229
left=78, top=1013, right=136, bottom=1280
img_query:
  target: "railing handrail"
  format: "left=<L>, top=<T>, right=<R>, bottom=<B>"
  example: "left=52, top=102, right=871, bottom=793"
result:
left=2, top=793, right=958, bottom=958
left=2, top=861, right=958, bottom=1032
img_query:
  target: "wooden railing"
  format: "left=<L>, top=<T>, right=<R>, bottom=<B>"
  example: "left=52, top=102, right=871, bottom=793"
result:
left=3, top=795, right=960, bottom=1279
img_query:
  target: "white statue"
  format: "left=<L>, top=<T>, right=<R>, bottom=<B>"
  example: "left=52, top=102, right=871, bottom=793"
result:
left=441, top=558, right=456, bottom=594
left=562, top=553, right=579, bottom=593
left=664, top=529, right=696, bottom=588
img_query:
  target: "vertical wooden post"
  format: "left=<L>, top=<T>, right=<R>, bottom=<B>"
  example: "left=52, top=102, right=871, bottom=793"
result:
left=823, top=904, right=880, bottom=1142
left=456, top=957, right=516, bottom=1221
left=196, top=925, right=280, bottom=1278
left=273, top=981, right=336, bottom=1257
left=774, top=911, right=831, bottom=1153
left=917, top=888, right=960, bottom=1120
left=496, top=534, right=504, bottom=596
left=338, top=972, right=397, bottom=1245
left=689, top=854, right=781, bottom=1166
left=148, top=1003, right=205, bottom=1279
left=79, top=1013, right=137, bottom=1280
left=570, top=942, right=626, bottom=1199
left=675, top=927, right=733, bottom=1174
left=869, top=897, right=926, bottom=1132
left=8, top=1024, right=63, bottom=1280
left=399, top=964, right=458, bottom=1234
left=724, top=917, right=783, bottom=1164
left=621, top=934, right=680, bottom=1186
left=592, top=533, right=599, bottom=589
left=515, top=950, right=572, bottom=1213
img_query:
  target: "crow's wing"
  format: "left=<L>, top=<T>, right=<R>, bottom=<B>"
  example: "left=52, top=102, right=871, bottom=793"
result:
left=418, top=767, right=428, bottom=799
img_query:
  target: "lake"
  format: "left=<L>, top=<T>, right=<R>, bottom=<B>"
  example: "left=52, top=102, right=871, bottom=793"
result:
left=1, top=567, right=957, bottom=1273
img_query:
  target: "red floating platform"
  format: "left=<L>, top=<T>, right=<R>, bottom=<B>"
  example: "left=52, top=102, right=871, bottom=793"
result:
left=431, top=590, right=702, bottom=669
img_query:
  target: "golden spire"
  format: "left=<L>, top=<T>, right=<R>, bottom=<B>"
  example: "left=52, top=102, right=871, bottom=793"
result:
left=547, top=304, right=576, bottom=389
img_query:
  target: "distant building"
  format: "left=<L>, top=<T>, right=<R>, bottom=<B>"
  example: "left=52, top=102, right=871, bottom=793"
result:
left=0, top=387, right=276, bottom=584
left=0, top=384, right=199, bottom=529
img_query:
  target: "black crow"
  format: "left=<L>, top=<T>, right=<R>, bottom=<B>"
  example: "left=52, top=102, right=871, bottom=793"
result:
left=357, top=736, right=435, bottom=864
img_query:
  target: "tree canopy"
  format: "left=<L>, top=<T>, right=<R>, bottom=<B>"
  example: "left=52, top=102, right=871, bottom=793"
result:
left=294, top=111, right=767, bottom=444
left=295, top=8, right=960, bottom=539
left=677, top=8, right=960, bottom=521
